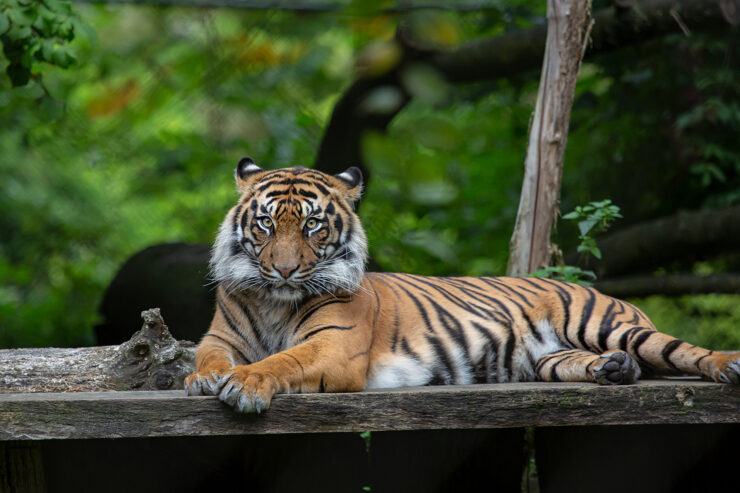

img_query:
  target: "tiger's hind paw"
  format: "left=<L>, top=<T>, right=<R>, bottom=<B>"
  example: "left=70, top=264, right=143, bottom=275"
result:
left=185, top=368, right=233, bottom=396
left=593, top=350, right=640, bottom=385
left=714, top=355, right=740, bottom=385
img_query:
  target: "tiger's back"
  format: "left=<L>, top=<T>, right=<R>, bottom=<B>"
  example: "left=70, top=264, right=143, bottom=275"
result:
left=186, top=160, right=740, bottom=413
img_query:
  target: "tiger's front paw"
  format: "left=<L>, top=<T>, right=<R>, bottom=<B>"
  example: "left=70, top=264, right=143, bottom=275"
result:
left=218, top=367, right=279, bottom=414
left=185, top=368, right=233, bottom=396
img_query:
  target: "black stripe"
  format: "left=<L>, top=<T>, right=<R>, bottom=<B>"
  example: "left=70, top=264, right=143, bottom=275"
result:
left=548, top=356, right=565, bottom=382
left=403, top=274, right=489, bottom=319
left=391, top=279, right=434, bottom=333
left=695, top=352, right=712, bottom=369
left=479, top=277, right=534, bottom=308
left=228, top=292, right=270, bottom=353
left=423, top=294, right=471, bottom=361
left=295, top=189, right=318, bottom=199
left=216, top=297, right=250, bottom=347
left=282, top=352, right=305, bottom=380
left=618, top=327, right=640, bottom=351
left=318, top=375, right=325, bottom=393
left=597, top=299, right=617, bottom=351
left=631, top=329, right=657, bottom=363
left=440, top=278, right=515, bottom=325
left=390, top=301, right=400, bottom=351
left=503, top=333, right=516, bottom=382
left=293, top=297, right=352, bottom=334
left=424, top=334, right=456, bottom=384
left=202, top=333, right=251, bottom=364
left=350, top=349, right=370, bottom=360
left=576, top=288, right=596, bottom=351
left=517, top=277, right=549, bottom=292
left=470, top=322, right=501, bottom=382
left=301, top=324, right=355, bottom=341
left=400, top=337, right=421, bottom=361
left=661, top=339, right=684, bottom=373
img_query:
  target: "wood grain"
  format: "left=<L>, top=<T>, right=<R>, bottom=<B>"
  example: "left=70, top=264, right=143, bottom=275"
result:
left=1, top=380, right=737, bottom=440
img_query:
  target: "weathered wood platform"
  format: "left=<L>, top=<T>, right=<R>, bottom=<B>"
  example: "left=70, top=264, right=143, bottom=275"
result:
left=2, top=379, right=738, bottom=441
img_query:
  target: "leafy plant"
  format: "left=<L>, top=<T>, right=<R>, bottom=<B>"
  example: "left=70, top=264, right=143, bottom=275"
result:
left=561, top=199, right=622, bottom=260
left=0, top=0, right=85, bottom=87
left=531, top=200, right=621, bottom=285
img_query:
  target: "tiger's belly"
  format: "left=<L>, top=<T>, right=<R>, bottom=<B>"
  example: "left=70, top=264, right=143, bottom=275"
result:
left=364, top=320, right=566, bottom=390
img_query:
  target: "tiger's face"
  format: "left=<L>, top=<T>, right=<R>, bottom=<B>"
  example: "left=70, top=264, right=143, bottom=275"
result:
left=210, top=158, right=368, bottom=302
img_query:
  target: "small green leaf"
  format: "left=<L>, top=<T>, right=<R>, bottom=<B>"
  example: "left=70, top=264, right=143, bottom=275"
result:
left=0, top=13, right=10, bottom=35
left=562, top=211, right=579, bottom=220
left=577, top=218, right=598, bottom=236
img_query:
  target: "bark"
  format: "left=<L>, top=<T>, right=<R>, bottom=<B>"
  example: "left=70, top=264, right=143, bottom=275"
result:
left=568, top=206, right=740, bottom=278
left=0, top=309, right=195, bottom=393
left=1, top=380, right=738, bottom=440
left=73, top=0, right=513, bottom=12
left=315, top=0, right=740, bottom=177
left=595, top=273, right=740, bottom=298
left=506, top=0, right=591, bottom=276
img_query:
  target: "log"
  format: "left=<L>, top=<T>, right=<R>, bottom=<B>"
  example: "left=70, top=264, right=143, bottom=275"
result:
left=507, top=0, right=591, bottom=276
left=1, top=380, right=738, bottom=440
left=0, top=309, right=195, bottom=393
left=594, top=273, right=740, bottom=298
left=567, top=205, right=740, bottom=279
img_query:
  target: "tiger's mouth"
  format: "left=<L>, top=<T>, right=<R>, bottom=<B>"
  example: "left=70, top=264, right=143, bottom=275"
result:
left=268, top=282, right=309, bottom=302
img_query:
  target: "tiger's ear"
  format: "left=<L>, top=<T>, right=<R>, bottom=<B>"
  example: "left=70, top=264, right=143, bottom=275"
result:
left=234, top=157, right=264, bottom=192
left=333, top=166, right=364, bottom=203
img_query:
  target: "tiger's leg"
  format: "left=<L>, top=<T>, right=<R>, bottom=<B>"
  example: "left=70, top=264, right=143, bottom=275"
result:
left=603, top=325, right=740, bottom=384
left=536, top=349, right=641, bottom=385
left=184, top=335, right=241, bottom=397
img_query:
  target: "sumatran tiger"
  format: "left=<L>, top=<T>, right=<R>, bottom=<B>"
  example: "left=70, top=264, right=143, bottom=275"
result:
left=184, top=157, right=740, bottom=413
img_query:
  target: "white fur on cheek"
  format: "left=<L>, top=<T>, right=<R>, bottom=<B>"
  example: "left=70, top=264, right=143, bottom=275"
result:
left=210, top=207, right=262, bottom=290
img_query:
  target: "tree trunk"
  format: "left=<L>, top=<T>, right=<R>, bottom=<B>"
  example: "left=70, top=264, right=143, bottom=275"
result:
left=506, top=0, right=592, bottom=276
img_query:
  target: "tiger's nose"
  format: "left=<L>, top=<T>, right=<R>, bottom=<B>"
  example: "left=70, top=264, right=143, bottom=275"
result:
left=274, top=264, right=299, bottom=279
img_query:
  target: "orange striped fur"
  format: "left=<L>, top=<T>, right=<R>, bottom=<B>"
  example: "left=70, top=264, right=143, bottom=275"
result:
left=185, top=160, right=740, bottom=413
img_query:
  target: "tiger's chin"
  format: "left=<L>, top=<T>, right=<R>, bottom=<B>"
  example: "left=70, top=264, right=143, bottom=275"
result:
left=265, top=284, right=309, bottom=303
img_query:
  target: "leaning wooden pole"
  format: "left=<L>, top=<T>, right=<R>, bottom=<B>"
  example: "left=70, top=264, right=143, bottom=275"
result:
left=507, top=0, right=592, bottom=276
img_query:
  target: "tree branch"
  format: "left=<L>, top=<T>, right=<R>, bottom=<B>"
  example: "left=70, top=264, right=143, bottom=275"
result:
left=72, top=0, right=513, bottom=12
left=594, top=273, right=740, bottom=298
left=568, top=205, right=740, bottom=278
left=315, top=0, right=740, bottom=176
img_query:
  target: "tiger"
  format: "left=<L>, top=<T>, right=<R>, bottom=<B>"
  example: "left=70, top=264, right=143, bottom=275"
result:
left=184, top=157, right=740, bottom=413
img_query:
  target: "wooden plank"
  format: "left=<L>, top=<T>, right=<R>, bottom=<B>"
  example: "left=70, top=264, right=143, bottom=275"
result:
left=1, top=380, right=738, bottom=440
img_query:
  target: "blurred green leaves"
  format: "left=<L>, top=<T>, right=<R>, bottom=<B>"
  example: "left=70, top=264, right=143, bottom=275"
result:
left=0, top=0, right=85, bottom=87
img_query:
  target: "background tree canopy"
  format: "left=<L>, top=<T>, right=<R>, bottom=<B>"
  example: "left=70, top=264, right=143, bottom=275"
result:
left=0, top=0, right=738, bottom=349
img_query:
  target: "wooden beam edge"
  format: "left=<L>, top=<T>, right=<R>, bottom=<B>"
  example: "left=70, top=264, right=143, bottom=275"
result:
left=1, top=380, right=738, bottom=440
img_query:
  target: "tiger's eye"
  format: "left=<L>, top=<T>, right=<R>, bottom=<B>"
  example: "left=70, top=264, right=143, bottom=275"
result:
left=306, top=218, right=318, bottom=229
left=259, top=217, right=273, bottom=228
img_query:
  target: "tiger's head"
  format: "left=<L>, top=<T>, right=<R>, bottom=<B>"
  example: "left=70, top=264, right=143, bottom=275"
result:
left=210, top=157, right=368, bottom=303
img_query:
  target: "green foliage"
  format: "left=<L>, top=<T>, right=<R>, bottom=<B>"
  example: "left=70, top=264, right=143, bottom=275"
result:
left=632, top=295, right=740, bottom=350
left=0, top=3, right=738, bottom=348
left=561, top=199, right=622, bottom=260
left=530, top=266, right=596, bottom=286
left=531, top=200, right=620, bottom=286
left=0, top=0, right=84, bottom=87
